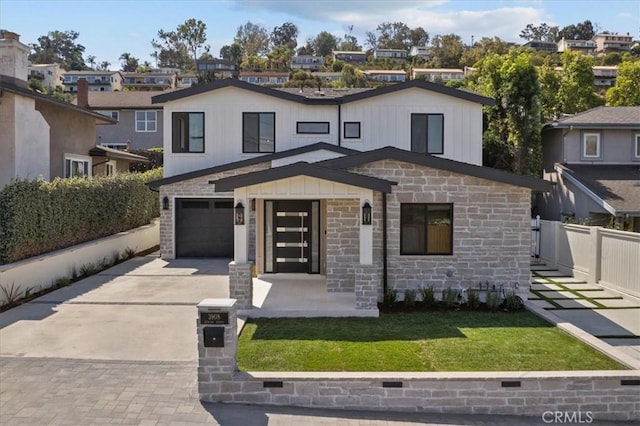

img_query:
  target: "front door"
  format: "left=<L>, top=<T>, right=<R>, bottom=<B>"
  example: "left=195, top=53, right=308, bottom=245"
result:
left=265, top=200, right=320, bottom=273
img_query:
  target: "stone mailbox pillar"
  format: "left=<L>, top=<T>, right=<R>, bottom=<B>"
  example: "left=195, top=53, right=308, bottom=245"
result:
left=197, top=298, right=238, bottom=402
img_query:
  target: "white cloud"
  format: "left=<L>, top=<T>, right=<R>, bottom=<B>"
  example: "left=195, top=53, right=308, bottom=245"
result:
left=616, top=12, right=633, bottom=19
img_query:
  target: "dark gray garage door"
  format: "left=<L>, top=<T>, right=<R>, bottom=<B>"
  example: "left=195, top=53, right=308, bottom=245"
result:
left=175, top=198, right=234, bottom=257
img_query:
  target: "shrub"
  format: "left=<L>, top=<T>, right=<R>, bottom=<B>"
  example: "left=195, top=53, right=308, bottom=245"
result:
left=403, top=289, right=417, bottom=307
left=441, top=288, right=458, bottom=308
left=486, top=291, right=502, bottom=312
left=420, top=285, right=436, bottom=307
left=383, top=288, right=398, bottom=307
left=466, top=288, right=481, bottom=310
left=0, top=169, right=161, bottom=264
left=503, top=290, right=524, bottom=312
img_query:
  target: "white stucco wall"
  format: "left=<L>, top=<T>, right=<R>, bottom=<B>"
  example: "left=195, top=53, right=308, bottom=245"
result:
left=14, top=95, right=50, bottom=181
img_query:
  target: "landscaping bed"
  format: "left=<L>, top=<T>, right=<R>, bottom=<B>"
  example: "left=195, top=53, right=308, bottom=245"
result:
left=237, top=311, right=626, bottom=372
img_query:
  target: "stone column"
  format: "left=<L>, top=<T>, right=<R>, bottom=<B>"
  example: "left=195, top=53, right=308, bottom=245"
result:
left=197, top=298, right=238, bottom=402
left=354, top=264, right=381, bottom=310
left=229, top=261, right=253, bottom=309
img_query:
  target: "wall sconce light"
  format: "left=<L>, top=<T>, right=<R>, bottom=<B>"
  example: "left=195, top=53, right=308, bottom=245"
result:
left=162, top=196, right=169, bottom=210
left=250, top=198, right=256, bottom=211
left=362, top=201, right=372, bottom=225
left=235, top=201, right=245, bottom=225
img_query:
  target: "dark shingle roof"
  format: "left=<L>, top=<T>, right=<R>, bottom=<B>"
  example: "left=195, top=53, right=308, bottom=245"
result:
left=547, top=107, right=640, bottom=129
left=84, top=91, right=168, bottom=109
left=557, top=164, right=640, bottom=214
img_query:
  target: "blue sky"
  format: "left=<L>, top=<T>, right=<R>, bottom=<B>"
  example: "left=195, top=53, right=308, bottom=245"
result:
left=1, top=0, right=638, bottom=69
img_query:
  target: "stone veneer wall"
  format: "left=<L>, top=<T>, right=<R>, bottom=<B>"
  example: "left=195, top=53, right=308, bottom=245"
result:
left=159, top=163, right=269, bottom=259
left=325, top=199, right=360, bottom=292
left=202, top=372, right=639, bottom=421
left=352, top=160, right=532, bottom=299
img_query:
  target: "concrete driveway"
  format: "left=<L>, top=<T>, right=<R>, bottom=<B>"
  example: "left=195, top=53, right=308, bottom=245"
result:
left=0, top=254, right=230, bottom=362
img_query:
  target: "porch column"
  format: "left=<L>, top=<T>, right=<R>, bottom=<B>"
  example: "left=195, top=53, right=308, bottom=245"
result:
left=230, top=189, right=252, bottom=309
left=356, top=191, right=378, bottom=311
left=359, top=190, right=373, bottom=265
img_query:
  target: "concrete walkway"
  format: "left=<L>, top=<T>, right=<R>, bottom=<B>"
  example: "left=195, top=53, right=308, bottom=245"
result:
left=528, top=264, right=640, bottom=367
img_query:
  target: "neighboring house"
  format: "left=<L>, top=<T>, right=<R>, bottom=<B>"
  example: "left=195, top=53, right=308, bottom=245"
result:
left=62, top=70, right=123, bottom=92
left=311, top=72, right=341, bottom=83
left=409, top=46, right=431, bottom=61
left=592, top=33, right=633, bottom=54
left=557, top=38, right=597, bottom=55
left=148, top=78, right=550, bottom=313
left=362, top=69, right=407, bottom=83
left=522, top=40, right=557, bottom=52
left=333, top=50, right=368, bottom=64
left=411, top=68, right=464, bottom=82
left=121, top=72, right=176, bottom=91
left=177, top=74, right=198, bottom=88
left=538, top=106, right=640, bottom=232
left=196, top=59, right=236, bottom=79
left=373, top=49, right=408, bottom=60
left=239, top=72, right=289, bottom=86
left=28, top=63, right=63, bottom=91
left=82, top=91, right=165, bottom=150
left=291, top=55, right=324, bottom=71
left=0, top=31, right=145, bottom=187
left=592, top=66, right=618, bottom=87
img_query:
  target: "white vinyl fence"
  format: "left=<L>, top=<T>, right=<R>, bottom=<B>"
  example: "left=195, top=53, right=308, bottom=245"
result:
left=539, top=220, right=640, bottom=297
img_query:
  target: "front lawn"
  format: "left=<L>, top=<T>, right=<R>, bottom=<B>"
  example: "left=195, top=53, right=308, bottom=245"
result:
left=237, top=311, right=625, bottom=371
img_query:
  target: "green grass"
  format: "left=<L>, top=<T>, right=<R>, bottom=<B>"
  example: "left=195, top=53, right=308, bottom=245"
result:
left=237, top=311, right=626, bottom=372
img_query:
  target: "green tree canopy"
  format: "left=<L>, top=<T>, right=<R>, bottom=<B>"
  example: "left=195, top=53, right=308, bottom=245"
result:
left=119, top=52, right=139, bottom=72
left=152, top=18, right=209, bottom=70
left=558, top=50, right=602, bottom=114
left=606, top=61, right=640, bottom=106
left=271, top=22, right=298, bottom=51
left=309, top=31, right=339, bottom=57
left=28, top=30, right=86, bottom=71
left=460, top=37, right=510, bottom=68
left=519, top=23, right=559, bottom=42
left=430, top=34, right=464, bottom=68
left=537, top=59, right=562, bottom=122
left=235, top=21, right=270, bottom=58
left=557, top=20, right=596, bottom=41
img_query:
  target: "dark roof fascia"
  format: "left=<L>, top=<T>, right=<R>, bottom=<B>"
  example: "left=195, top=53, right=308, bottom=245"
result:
left=212, top=161, right=396, bottom=193
left=0, top=75, right=116, bottom=124
left=151, top=77, right=494, bottom=106
left=319, top=146, right=552, bottom=192
left=147, top=142, right=358, bottom=190
left=546, top=122, right=640, bottom=130
left=152, top=78, right=339, bottom=105
left=338, top=79, right=495, bottom=106
left=89, top=146, right=150, bottom=162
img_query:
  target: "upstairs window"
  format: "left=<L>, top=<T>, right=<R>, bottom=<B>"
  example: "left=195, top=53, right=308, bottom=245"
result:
left=172, top=112, right=205, bottom=153
left=344, top=122, right=361, bottom=139
left=297, top=122, right=329, bottom=134
left=635, top=134, right=640, bottom=159
left=411, top=113, right=444, bottom=154
left=401, top=203, right=453, bottom=255
left=243, top=112, right=275, bottom=153
left=99, top=110, right=119, bottom=120
left=582, top=133, right=601, bottom=158
left=135, top=110, right=157, bottom=132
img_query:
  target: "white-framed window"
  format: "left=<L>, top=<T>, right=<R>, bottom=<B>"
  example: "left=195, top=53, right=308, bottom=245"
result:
left=635, top=134, right=640, bottom=159
left=135, top=110, right=157, bottom=132
left=100, top=143, right=127, bottom=150
left=99, top=110, right=119, bottom=120
left=582, top=133, right=601, bottom=158
left=105, top=160, right=116, bottom=176
left=64, top=155, right=91, bottom=178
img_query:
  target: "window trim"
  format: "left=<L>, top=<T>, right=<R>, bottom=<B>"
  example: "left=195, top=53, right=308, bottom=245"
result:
left=582, top=132, right=601, bottom=159
left=634, top=134, right=640, bottom=159
left=99, top=110, right=119, bottom=120
left=243, top=112, right=276, bottom=153
left=135, top=110, right=157, bottom=133
left=296, top=121, right=330, bottom=135
left=64, top=154, right=92, bottom=178
left=105, top=160, right=116, bottom=176
left=410, top=113, right=444, bottom=155
left=400, top=203, right=453, bottom=256
left=343, top=121, right=361, bottom=139
left=172, top=112, right=205, bottom=153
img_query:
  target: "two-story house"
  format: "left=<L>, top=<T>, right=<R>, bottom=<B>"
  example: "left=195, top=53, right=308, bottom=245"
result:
left=592, top=33, right=633, bottom=54
left=148, top=78, right=549, bottom=314
left=121, top=72, right=176, bottom=91
left=409, top=46, right=431, bottom=61
left=362, top=70, right=407, bottom=83
left=62, top=70, right=123, bottom=92
left=291, top=55, right=324, bottom=71
left=411, top=68, right=465, bottom=82
left=538, top=106, right=640, bottom=232
left=557, top=38, right=597, bottom=55
left=373, top=49, right=408, bottom=60
left=332, top=50, right=368, bottom=64
left=27, top=63, right=63, bottom=91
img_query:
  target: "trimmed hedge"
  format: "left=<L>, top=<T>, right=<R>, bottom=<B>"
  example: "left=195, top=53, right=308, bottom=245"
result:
left=0, top=168, right=162, bottom=264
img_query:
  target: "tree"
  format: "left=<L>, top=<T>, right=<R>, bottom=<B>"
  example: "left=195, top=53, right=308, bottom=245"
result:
left=519, top=23, right=559, bottom=42
left=367, top=22, right=412, bottom=50
left=271, top=22, right=298, bottom=51
left=309, top=31, right=339, bottom=57
left=119, top=53, right=139, bottom=72
left=430, top=34, right=464, bottom=68
left=538, top=59, right=562, bottom=122
left=266, top=45, right=292, bottom=70
left=177, top=18, right=209, bottom=65
left=340, top=63, right=369, bottom=88
left=234, top=21, right=270, bottom=58
left=337, top=25, right=360, bottom=51
left=29, top=30, right=86, bottom=70
left=151, top=18, right=208, bottom=70
left=409, top=27, right=429, bottom=47
left=606, top=61, right=640, bottom=106
left=473, top=52, right=542, bottom=175
left=557, top=50, right=602, bottom=114
left=460, top=37, right=510, bottom=68
left=557, top=20, right=596, bottom=41
left=86, top=55, right=96, bottom=70
left=98, top=61, right=111, bottom=71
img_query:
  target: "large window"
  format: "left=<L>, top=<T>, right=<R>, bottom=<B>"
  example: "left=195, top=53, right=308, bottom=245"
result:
left=243, top=112, right=275, bottom=153
left=344, top=122, right=361, bottom=139
left=135, top=110, right=157, bottom=132
left=400, top=203, right=453, bottom=255
left=64, top=155, right=91, bottom=178
left=172, top=112, right=204, bottom=153
left=411, top=113, right=444, bottom=154
left=297, top=122, right=329, bottom=134
left=582, top=133, right=600, bottom=158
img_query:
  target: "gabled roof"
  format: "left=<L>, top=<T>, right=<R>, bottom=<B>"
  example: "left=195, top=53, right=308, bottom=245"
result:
left=556, top=164, right=640, bottom=214
left=89, top=146, right=150, bottom=163
left=152, top=78, right=493, bottom=106
left=212, top=161, right=396, bottom=193
left=318, top=146, right=551, bottom=191
left=0, top=74, right=116, bottom=124
left=147, top=142, right=357, bottom=190
left=546, top=106, right=640, bottom=129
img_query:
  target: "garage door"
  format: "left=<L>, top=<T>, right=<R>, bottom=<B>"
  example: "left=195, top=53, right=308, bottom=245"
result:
left=175, top=198, right=234, bottom=257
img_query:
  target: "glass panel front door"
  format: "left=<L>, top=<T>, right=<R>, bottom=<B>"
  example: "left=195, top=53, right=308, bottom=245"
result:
left=269, top=200, right=318, bottom=273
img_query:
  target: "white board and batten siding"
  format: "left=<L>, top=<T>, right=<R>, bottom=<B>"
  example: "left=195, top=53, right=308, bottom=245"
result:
left=163, top=85, right=484, bottom=177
